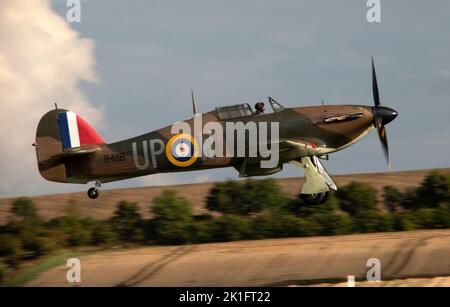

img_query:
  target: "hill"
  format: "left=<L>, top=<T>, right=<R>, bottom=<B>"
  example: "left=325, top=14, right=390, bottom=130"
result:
left=1, top=168, right=449, bottom=224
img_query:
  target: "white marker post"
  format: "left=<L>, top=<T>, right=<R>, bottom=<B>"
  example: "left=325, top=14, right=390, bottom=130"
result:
left=347, top=275, right=355, bottom=287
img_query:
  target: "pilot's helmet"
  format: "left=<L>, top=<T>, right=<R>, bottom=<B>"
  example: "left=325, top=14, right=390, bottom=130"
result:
left=255, top=102, right=265, bottom=112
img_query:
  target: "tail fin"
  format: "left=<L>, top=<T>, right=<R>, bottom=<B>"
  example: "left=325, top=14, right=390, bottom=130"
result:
left=57, top=110, right=104, bottom=149
left=35, top=109, right=104, bottom=183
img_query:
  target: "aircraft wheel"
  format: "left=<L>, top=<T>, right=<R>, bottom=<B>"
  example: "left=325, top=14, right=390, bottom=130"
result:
left=300, top=191, right=329, bottom=205
left=87, top=187, right=99, bottom=199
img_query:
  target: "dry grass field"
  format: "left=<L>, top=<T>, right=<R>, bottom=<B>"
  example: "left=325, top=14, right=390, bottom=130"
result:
left=27, top=229, right=450, bottom=287
left=1, top=168, right=449, bottom=224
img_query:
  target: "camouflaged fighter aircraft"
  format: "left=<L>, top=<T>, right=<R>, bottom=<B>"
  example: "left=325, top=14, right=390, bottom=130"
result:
left=34, top=59, right=397, bottom=204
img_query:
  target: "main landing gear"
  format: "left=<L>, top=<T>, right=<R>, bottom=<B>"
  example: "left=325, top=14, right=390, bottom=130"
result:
left=87, top=180, right=101, bottom=199
left=300, top=191, right=330, bottom=205
left=289, top=156, right=337, bottom=206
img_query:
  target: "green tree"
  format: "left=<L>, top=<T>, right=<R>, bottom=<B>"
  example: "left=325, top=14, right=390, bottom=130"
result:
left=400, top=187, right=419, bottom=210
left=415, top=171, right=450, bottom=208
left=0, top=259, right=7, bottom=283
left=431, top=203, right=450, bottom=229
left=243, top=179, right=288, bottom=212
left=210, top=215, right=253, bottom=242
left=392, top=211, right=417, bottom=231
left=206, top=179, right=287, bottom=215
left=413, top=208, right=437, bottom=229
left=91, top=221, right=116, bottom=245
left=11, top=198, right=40, bottom=222
left=48, top=215, right=92, bottom=247
left=0, top=235, right=22, bottom=257
left=376, top=212, right=395, bottom=232
left=352, top=210, right=395, bottom=233
left=3, top=217, right=58, bottom=257
left=336, top=182, right=392, bottom=233
left=110, top=201, right=143, bottom=243
left=281, top=194, right=353, bottom=236
left=188, top=219, right=214, bottom=243
left=151, top=190, right=193, bottom=244
left=253, top=210, right=317, bottom=238
left=25, top=237, right=58, bottom=257
left=292, top=194, right=339, bottom=218
left=308, top=212, right=355, bottom=235
left=336, top=182, right=378, bottom=216
left=383, top=186, right=404, bottom=212
left=0, top=235, right=24, bottom=267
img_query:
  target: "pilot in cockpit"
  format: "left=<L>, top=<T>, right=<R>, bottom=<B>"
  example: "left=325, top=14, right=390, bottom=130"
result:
left=254, top=102, right=265, bottom=115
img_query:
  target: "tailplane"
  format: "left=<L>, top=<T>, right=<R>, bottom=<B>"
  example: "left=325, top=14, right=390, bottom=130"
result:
left=35, top=109, right=104, bottom=183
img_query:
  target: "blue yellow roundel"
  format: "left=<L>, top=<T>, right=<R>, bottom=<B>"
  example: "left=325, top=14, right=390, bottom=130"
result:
left=165, top=134, right=199, bottom=167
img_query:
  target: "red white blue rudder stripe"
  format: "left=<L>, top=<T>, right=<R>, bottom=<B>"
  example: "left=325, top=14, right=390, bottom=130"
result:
left=58, top=111, right=104, bottom=149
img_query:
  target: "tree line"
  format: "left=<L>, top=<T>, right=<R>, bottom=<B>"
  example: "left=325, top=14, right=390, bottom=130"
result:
left=1, top=171, right=449, bottom=282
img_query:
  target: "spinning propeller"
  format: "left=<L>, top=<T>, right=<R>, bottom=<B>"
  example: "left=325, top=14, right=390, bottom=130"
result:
left=371, top=58, right=398, bottom=170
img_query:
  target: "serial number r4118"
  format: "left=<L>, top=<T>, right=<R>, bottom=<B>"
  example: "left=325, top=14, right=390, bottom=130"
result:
left=104, top=153, right=126, bottom=163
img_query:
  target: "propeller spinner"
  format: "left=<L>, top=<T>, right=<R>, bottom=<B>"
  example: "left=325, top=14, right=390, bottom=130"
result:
left=371, top=58, right=398, bottom=170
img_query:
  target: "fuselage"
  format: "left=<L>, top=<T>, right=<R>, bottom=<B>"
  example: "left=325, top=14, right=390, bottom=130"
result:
left=64, top=104, right=377, bottom=184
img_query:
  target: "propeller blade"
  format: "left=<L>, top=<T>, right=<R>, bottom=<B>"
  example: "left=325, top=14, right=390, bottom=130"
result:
left=371, top=58, right=395, bottom=170
left=374, top=113, right=382, bottom=128
left=371, top=57, right=381, bottom=107
left=377, top=125, right=390, bottom=170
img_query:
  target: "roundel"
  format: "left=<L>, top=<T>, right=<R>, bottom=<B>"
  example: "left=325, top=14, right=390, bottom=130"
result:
left=165, top=134, right=199, bottom=167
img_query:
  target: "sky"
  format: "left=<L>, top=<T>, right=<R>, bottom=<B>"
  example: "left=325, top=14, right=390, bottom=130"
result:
left=1, top=0, right=449, bottom=197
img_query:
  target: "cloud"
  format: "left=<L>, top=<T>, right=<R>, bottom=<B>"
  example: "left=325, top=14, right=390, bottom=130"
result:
left=0, top=0, right=103, bottom=197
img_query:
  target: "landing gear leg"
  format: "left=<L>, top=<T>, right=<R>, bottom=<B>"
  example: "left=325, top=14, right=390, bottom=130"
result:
left=289, top=156, right=337, bottom=205
left=87, top=180, right=101, bottom=199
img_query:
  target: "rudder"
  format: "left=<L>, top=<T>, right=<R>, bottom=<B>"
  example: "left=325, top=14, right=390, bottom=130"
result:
left=35, top=109, right=104, bottom=183
left=57, top=110, right=104, bottom=149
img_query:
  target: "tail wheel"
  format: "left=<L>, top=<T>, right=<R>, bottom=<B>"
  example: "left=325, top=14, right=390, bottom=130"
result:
left=300, top=191, right=329, bottom=205
left=87, top=187, right=99, bottom=199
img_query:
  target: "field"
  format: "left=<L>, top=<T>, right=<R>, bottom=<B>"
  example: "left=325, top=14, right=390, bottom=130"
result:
left=2, top=168, right=449, bottom=287
left=27, top=230, right=450, bottom=286
left=1, top=168, right=449, bottom=224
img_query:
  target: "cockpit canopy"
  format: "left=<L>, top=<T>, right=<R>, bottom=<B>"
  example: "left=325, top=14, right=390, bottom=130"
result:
left=215, top=103, right=254, bottom=120
left=215, top=97, right=285, bottom=120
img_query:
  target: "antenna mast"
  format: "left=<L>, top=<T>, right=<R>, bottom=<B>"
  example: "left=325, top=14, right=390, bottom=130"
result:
left=191, top=89, right=198, bottom=115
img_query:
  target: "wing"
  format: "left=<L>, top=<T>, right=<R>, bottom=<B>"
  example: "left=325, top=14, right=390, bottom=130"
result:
left=253, top=138, right=330, bottom=158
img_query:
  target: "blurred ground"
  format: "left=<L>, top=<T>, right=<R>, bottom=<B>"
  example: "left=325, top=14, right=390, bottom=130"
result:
left=310, top=276, right=450, bottom=287
left=27, top=229, right=450, bottom=286
left=1, top=168, right=449, bottom=224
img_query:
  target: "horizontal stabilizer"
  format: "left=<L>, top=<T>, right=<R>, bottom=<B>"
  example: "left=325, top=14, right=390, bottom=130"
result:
left=55, top=147, right=100, bottom=158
